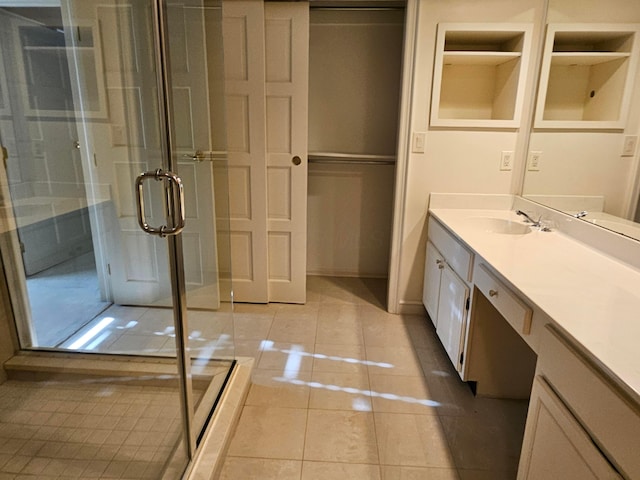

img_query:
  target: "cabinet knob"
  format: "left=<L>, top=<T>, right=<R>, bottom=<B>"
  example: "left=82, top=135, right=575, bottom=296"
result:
left=292, top=155, right=302, bottom=166
left=489, top=289, right=498, bottom=297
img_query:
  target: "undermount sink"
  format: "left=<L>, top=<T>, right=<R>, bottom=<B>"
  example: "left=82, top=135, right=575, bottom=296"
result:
left=467, top=217, right=531, bottom=235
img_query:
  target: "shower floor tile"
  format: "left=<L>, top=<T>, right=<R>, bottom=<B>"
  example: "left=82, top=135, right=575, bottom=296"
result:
left=0, top=380, right=182, bottom=479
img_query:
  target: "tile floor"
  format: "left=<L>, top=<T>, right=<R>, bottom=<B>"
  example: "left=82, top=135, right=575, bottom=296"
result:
left=0, top=380, right=184, bottom=479
left=219, top=276, right=529, bottom=480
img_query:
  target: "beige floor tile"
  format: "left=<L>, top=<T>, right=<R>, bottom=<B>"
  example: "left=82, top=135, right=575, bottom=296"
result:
left=457, top=469, right=517, bottom=480
left=219, top=457, right=302, bottom=480
left=369, top=375, right=441, bottom=415
left=308, top=371, right=372, bottom=411
left=230, top=313, right=274, bottom=340
left=233, top=303, right=280, bottom=315
left=381, top=466, right=460, bottom=480
left=257, top=342, right=315, bottom=373
left=275, top=303, right=321, bottom=320
left=302, top=461, right=381, bottom=479
left=366, top=346, right=425, bottom=377
left=415, top=343, right=455, bottom=373
left=375, top=412, right=455, bottom=468
left=316, top=304, right=363, bottom=345
left=312, top=344, right=368, bottom=374
left=362, top=321, right=415, bottom=348
left=227, top=406, right=307, bottom=460
left=228, top=339, right=264, bottom=359
left=304, top=410, right=378, bottom=464
left=438, top=411, right=525, bottom=472
left=268, top=317, right=318, bottom=344
left=246, top=369, right=311, bottom=408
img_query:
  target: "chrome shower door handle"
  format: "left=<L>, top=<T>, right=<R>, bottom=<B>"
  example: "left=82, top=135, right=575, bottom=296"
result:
left=135, top=169, right=186, bottom=237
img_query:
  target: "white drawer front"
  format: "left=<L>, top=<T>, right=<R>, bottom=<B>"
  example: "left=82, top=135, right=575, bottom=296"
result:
left=474, top=263, right=532, bottom=335
left=428, top=217, right=473, bottom=282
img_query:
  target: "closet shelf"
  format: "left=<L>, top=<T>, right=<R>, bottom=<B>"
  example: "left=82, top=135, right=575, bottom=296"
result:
left=308, top=152, right=396, bottom=165
left=550, top=52, right=630, bottom=66
left=443, top=51, right=521, bottom=66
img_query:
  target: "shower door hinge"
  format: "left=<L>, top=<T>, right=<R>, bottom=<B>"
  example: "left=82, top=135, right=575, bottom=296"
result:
left=19, top=241, right=25, bottom=253
left=107, top=263, right=111, bottom=275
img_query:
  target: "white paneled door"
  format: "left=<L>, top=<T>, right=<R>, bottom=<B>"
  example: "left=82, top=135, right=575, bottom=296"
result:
left=66, top=0, right=220, bottom=308
left=265, top=2, right=309, bottom=304
left=223, top=1, right=308, bottom=304
left=222, top=0, right=269, bottom=303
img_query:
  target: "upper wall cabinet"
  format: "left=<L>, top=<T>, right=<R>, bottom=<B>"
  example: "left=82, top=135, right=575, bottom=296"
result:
left=430, top=23, right=533, bottom=129
left=534, top=24, right=640, bottom=130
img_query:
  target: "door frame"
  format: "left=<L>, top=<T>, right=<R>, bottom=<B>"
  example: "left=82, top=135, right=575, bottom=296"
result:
left=387, top=0, right=419, bottom=314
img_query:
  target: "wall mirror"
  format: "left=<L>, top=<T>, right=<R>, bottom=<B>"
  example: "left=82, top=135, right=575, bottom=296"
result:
left=522, top=0, right=640, bottom=241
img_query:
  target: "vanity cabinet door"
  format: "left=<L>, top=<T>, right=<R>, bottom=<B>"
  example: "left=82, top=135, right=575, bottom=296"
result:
left=423, top=240, right=444, bottom=326
left=518, top=376, right=623, bottom=480
left=435, top=265, right=469, bottom=370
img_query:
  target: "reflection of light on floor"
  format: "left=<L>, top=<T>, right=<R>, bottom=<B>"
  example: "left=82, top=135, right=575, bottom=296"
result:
left=116, top=321, right=138, bottom=330
left=68, top=317, right=115, bottom=349
left=260, top=340, right=393, bottom=369
left=85, top=331, right=112, bottom=350
left=283, top=344, right=304, bottom=379
left=275, top=376, right=442, bottom=409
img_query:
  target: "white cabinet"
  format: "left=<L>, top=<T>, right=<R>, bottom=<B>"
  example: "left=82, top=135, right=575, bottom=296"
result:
left=430, top=23, right=533, bottom=128
left=534, top=24, right=640, bottom=129
left=435, top=265, right=469, bottom=369
left=518, top=326, right=639, bottom=480
left=519, top=377, right=622, bottom=480
left=423, top=218, right=472, bottom=373
left=422, top=240, right=444, bottom=326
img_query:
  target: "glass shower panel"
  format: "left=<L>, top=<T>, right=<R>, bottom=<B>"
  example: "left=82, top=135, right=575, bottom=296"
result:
left=164, top=0, right=235, bottom=444
left=0, top=0, right=236, bottom=476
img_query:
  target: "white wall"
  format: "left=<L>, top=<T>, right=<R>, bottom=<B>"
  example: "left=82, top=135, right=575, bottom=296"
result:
left=394, top=0, right=547, bottom=311
left=307, top=9, right=403, bottom=277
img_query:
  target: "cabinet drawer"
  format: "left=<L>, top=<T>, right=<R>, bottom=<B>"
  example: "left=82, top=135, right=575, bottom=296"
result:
left=474, top=263, right=532, bottom=335
left=539, top=326, right=640, bottom=480
left=428, top=217, right=473, bottom=282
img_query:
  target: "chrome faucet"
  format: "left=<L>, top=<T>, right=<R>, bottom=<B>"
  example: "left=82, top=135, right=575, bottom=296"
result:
left=516, top=209, right=541, bottom=226
left=574, top=211, right=588, bottom=218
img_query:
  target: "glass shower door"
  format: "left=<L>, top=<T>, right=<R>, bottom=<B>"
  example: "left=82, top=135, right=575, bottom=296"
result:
left=0, top=0, right=233, bottom=477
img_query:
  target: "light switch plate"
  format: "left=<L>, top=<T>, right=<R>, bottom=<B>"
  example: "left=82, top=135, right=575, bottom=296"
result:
left=622, top=135, right=638, bottom=156
left=528, top=151, right=542, bottom=171
left=500, top=151, right=513, bottom=171
left=412, top=132, right=426, bottom=153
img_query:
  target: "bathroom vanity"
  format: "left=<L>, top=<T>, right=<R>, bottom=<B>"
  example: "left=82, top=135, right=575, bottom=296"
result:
left=423, top=194, right=640, bottom=480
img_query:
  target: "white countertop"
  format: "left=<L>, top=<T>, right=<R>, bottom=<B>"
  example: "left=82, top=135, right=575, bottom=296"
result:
left=429, top=207, right=640, bottom=400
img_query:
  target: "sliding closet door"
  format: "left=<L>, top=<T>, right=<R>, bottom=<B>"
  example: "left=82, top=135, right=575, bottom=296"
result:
left=222, top=0, right=269, bottom=303
left=265, top=2, right=309, bottom=303
left=223, top=1, right=308, bottom=304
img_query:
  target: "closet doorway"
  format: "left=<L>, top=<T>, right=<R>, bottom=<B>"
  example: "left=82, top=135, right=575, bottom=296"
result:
left=307, top=2, right=405, bottom=305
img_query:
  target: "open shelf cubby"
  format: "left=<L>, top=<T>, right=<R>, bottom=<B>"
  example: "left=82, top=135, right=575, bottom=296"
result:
left=430, top=23, right=533, bottom=129
left=534, top=24, right=640, bottom=130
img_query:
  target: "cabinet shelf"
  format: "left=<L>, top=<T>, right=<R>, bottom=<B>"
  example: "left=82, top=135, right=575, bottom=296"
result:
left=443, top=51, right=522, bottom=66
left=550, top=52, right=630, bottom=66
left=534, top=24, right=640, bottom=129
left=430, top=23, right=533, bottom=128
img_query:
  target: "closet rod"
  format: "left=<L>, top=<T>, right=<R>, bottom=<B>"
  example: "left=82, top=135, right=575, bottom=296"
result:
left=308, top=152, right=396, bottom=165
left=308, top=0, right=405, bottom=10
left=309, top=7, right=405, bottom=10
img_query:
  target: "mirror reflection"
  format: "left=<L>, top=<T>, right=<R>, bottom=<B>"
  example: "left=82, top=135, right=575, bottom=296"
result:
left=522, top=0, right=640, bottom=241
